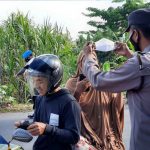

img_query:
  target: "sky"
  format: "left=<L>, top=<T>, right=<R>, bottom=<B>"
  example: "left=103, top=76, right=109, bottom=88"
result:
left=0, top=0, right=149, bottom=40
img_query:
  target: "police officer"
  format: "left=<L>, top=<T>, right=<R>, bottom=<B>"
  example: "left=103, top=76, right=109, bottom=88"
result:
left=83, top=8, right=150, bottom=150
left=16, top=50, right=35, bottom=118
left=22, top=50, right=33, bottom=63
left=16, top=50, right=34, bottom=77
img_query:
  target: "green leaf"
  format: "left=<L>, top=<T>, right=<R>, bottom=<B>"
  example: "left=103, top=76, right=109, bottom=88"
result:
left=103, top=61, right=110, bottom=72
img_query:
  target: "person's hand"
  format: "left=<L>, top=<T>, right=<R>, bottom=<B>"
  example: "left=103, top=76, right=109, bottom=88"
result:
left=14, top=121, right=21, bottom=128
left=114, top=42, right=133, bottom=58
left=14, top=120, right=25, bottom=128
left=83, top=42, right=95, bottom=56
left=74, top=79, right=91, bottom=100
left=27, top=122, right=46, bottom=136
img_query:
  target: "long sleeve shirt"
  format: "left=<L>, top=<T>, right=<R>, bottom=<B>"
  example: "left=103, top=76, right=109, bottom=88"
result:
left=83, top=45, right=150, bottom=150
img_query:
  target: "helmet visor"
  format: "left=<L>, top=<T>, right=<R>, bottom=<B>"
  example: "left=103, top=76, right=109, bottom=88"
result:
left=26, top=69, right=49, bottom=96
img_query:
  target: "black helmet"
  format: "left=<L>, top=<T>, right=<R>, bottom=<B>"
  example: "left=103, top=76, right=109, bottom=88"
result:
left=27, top=54, right=63, bottom=94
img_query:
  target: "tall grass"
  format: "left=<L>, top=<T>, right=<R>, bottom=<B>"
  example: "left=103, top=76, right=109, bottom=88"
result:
left=0, top=11, right=78, bottom=103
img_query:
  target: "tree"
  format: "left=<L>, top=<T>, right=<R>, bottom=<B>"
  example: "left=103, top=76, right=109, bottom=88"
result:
left=76, top=1, right=150, bottom=65
left=83, top=1, right=150, bottom=36
left=112, top=0, right=144, bottom=4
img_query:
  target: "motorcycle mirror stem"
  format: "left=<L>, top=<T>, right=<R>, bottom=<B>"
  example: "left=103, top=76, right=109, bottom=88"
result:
left=7, top=139, right=13, bottom=150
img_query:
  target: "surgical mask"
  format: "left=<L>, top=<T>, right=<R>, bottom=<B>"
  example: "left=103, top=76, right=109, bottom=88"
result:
left=129, top=31, right=141, bottom=52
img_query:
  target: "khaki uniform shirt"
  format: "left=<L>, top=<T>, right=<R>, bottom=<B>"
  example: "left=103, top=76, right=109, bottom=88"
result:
left=83, top=45, right=150, bottom=150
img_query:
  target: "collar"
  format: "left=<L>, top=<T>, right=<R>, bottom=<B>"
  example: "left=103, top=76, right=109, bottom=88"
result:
left=45, top=88, right=70, bottom=100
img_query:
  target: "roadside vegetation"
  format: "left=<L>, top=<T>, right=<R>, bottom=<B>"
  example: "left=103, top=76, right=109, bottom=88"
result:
left=0, top=0, right=149, bottom=111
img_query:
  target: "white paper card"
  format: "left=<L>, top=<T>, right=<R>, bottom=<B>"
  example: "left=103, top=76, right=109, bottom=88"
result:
left=95, top=38, right=115, bottom=52
left=49, top=113, right=59, bottom=126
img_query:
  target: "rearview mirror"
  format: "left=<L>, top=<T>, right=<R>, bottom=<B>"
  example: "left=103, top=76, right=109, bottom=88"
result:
left=12, top=128, right=33, bottom=143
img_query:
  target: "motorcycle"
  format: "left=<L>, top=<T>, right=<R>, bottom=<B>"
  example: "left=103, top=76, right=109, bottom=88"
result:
left=0, top=128, right=33, bottom=150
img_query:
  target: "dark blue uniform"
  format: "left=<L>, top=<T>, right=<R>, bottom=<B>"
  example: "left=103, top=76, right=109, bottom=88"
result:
left=33, top=88, right=81, bottom=150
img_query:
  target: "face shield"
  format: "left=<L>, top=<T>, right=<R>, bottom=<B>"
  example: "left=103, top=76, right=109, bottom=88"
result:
left=26, top=69, right=50, bottom=96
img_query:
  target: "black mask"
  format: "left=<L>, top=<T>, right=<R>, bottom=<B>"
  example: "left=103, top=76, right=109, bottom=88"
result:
left=129, top=31, right=141, bottom=52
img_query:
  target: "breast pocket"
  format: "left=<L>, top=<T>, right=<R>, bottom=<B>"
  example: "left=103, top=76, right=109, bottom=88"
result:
left=49, top=113, right=59, bottom=127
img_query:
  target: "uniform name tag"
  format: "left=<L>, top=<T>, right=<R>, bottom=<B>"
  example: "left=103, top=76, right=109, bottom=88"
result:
left=49, top=113, right=59, bottom=126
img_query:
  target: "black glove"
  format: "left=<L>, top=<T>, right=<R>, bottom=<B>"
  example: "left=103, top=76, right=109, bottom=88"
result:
left=18, top=120, right=32, bottom=130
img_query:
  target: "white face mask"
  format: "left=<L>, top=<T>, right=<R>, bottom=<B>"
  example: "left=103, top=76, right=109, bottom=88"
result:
left=95, top=38, right=115, bottom=52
